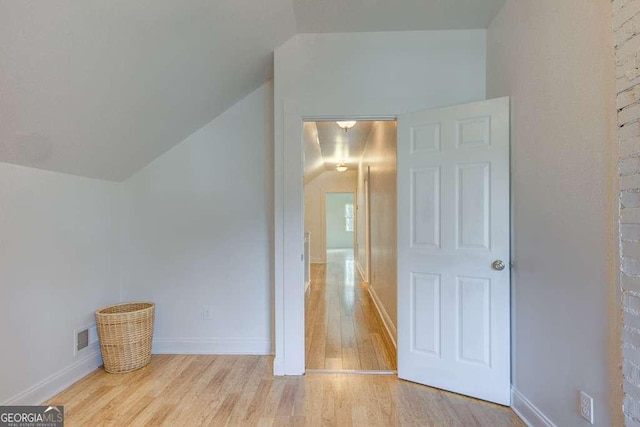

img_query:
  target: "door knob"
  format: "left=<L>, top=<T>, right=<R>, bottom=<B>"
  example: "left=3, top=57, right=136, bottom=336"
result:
left=492, top=260, right=506, bottom=271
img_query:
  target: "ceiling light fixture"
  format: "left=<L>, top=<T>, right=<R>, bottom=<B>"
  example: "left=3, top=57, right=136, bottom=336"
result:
left=336, top=120, right=357, bottom=132
left=336, top=162, right=348, bottom=172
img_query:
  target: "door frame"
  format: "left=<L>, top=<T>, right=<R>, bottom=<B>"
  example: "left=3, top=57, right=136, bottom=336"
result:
left=273, top=103, right=512, bottom=383
left=274, top=103, right=395, bottom=375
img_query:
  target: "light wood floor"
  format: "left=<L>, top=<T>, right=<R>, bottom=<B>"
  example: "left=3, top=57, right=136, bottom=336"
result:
left=305, top=249, right=396, bottom=371
left=46, top=354, right=524, bottom=426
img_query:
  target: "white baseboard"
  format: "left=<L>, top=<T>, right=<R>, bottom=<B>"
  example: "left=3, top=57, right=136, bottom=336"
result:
left=273, top=357, right=285, bottom=375
left=2, top=348, right=102, bottom=406
left=152, top=338, right=272, bottom=355
left=355, top=260, right=367, bottom=283
left=511, top=387, right=556, bottom=427
left=273, top=357, right=305, bottom=376
left=366, top=286, right=397, bottom=350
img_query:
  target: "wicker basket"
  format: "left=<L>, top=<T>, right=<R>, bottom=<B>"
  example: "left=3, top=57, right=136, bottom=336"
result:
left=95, top=302, right=155, bottom=373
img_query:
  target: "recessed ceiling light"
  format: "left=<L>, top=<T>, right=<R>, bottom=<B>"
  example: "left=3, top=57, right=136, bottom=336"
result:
left=336, top=121, right=357, bottom=132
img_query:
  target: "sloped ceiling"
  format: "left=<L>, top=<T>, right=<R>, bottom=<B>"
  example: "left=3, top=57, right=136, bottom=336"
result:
left=292, top=0, right=507, bottom=32
left=0, top=0, right=505, bottom=181
left=0, top=0, right=296, bottom=181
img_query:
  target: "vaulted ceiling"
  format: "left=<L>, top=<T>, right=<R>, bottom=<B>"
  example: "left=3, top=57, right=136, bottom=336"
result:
left=292, top=0, right=506, bottom=33
left=0, top=0, right=506, bottom=181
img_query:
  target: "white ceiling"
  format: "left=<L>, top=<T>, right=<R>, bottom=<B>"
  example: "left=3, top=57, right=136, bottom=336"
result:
left=0, top=0, right=505, bottom=181
left=0, top=0, right=296, bottom=181
left=315, top=121, right=373, bottom=172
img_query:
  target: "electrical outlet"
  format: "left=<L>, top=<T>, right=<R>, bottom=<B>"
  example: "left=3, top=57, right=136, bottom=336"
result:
left=579, top=391, right=594, bottom=424
left=203, top=308, right=213, bottom=320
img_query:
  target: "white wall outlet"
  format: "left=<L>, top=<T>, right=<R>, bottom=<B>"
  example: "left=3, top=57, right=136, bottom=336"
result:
left=579, top=391, right=594, bottom=424
left=203, top=308, right=213, bottom=320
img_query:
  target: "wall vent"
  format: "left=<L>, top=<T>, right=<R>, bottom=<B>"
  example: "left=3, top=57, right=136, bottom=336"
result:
left=74, top=323, right=98, bottom=356
left=76, top=329, right=89, bottom=351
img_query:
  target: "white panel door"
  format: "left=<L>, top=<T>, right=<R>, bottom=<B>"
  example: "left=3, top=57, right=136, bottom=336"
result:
left=397, top=97, right=510, bottom=405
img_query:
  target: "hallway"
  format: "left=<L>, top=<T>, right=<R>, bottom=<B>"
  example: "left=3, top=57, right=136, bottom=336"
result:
left=305, top=249, right=396, bottom=371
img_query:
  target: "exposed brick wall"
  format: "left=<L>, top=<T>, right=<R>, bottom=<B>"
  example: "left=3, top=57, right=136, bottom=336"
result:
left=615, top=1, right=640, bottom=425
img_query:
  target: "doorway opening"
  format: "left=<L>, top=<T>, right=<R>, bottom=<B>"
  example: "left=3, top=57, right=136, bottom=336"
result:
left=302, top=119, right=398, bottom=373
left=278, top=98, right=511, bottom=404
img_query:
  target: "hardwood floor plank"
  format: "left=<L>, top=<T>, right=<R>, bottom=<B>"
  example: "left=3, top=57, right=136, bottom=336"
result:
left=259, top=377, right=286, bottom=421
left=306, top=249, right=395, bottom=371
left=275, top=381, right=297, bottom=417
left=206, top=392, right=239, bottom=426
left=64, top=385, right=119, bottom=423
left=124, top=398, right=176, bottom=427
left=324, top=285, right=343, bottom=365
left=241, top=379, right=273, bottom=423
left=45, top=355, right=524, bottom=427
left=320, top=379, right=337, bottom=426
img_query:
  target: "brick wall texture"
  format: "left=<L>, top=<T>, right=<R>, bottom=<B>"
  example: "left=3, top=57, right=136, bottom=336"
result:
left=615, top=0, right=640, bottom=425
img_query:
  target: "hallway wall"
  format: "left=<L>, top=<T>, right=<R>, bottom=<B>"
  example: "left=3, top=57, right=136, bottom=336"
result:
left=356, top=121, right=398, bottom=341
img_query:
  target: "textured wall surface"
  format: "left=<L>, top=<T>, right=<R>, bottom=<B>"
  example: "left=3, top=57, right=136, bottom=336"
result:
left=614, top=1, right=640, bottom=425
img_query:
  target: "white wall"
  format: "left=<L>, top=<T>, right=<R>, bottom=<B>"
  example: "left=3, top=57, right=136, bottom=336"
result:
left=487, top=1, right=619, bottom=425
left=274, top=30, right=487, bottom=374
left=302, top=122, right=324, bottom=184
left=120, top=83, right=274, bottom=354
left=304, top=171, right=357, bottom=262
left=357, top=121, right=397, bottom=341
left=0, top=163, right=120, bottom=404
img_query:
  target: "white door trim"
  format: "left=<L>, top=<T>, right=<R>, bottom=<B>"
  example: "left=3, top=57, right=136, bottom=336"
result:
left=274, top=101, right=511, bottom=389
left=274, top=102, right=396, bottom=375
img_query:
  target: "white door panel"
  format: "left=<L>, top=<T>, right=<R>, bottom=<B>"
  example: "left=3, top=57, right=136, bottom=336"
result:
left=398, top=97, right=510, bottom=405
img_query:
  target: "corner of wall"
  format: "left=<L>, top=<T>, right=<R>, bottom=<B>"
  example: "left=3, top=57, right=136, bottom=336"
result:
left=613, top=1, right=640, bottom=424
